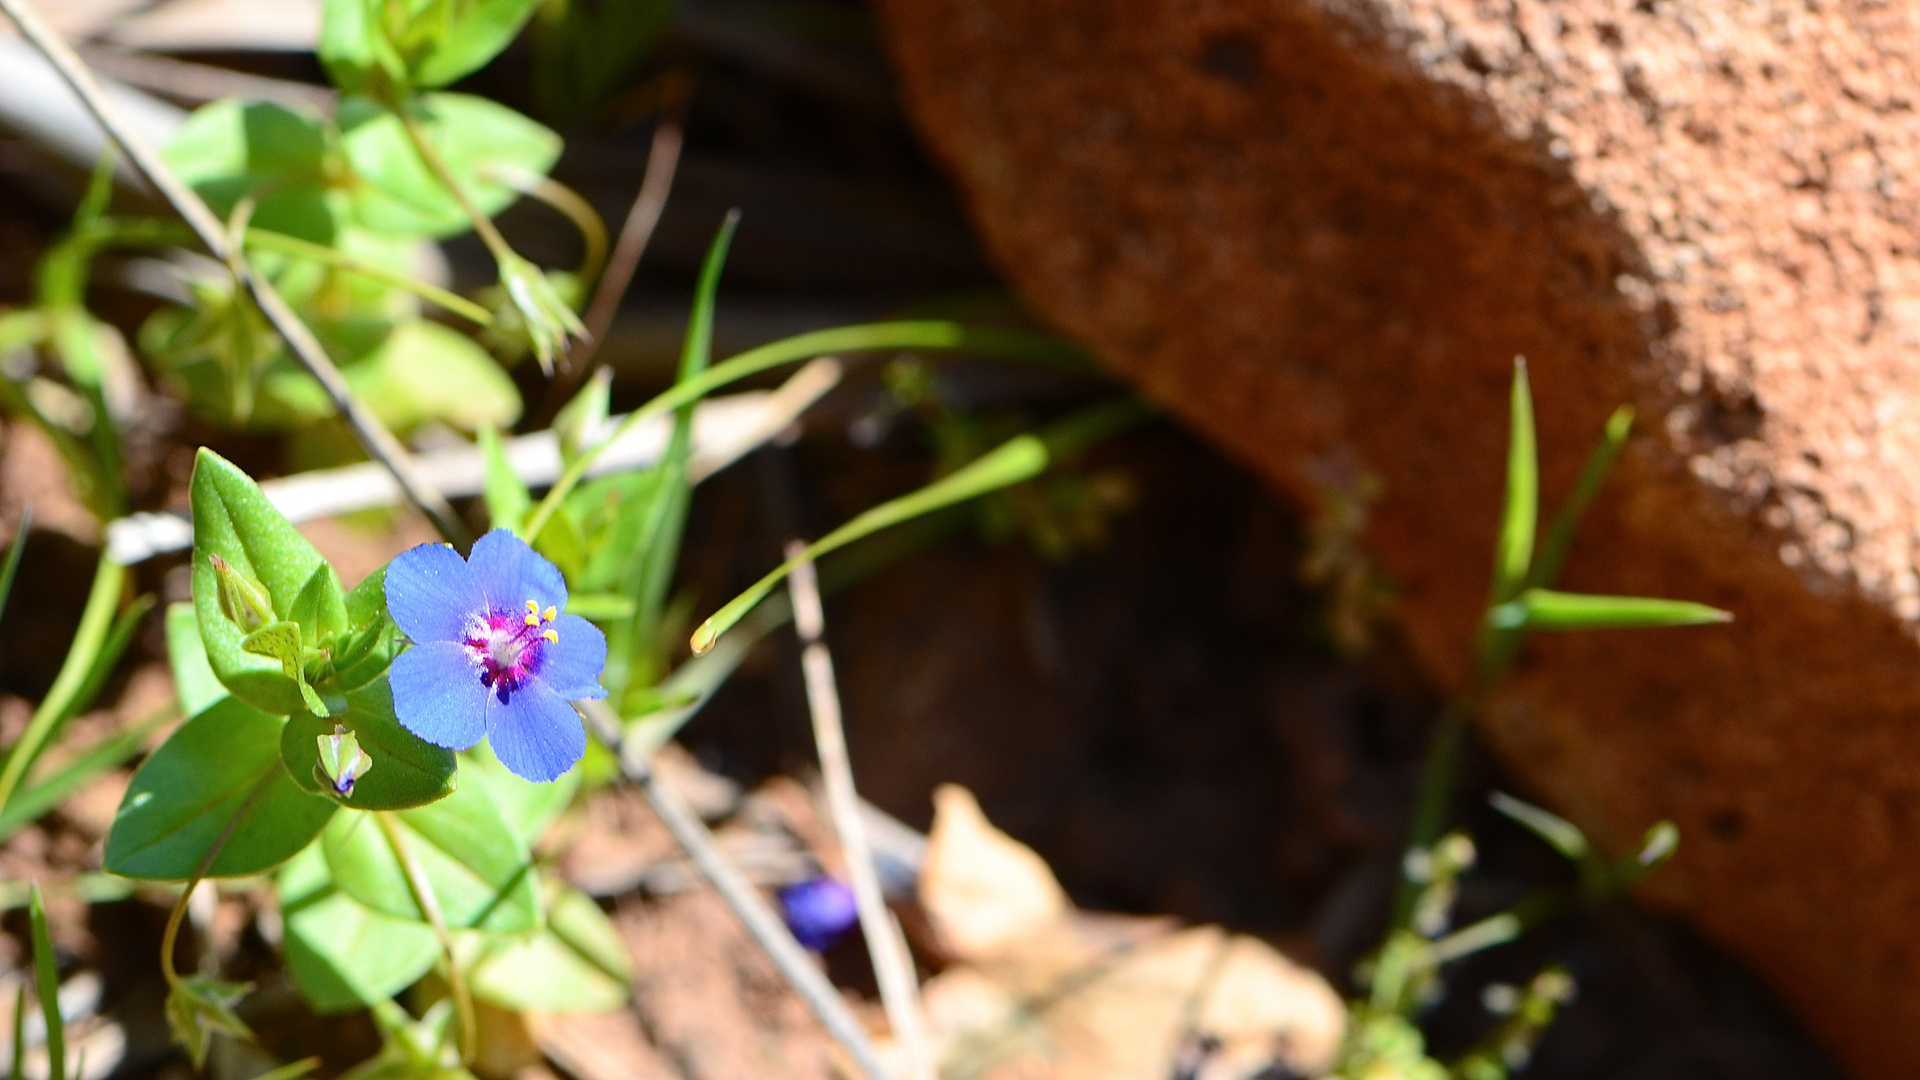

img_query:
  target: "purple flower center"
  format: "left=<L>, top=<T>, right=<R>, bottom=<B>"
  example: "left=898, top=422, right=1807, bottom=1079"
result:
left=464, top=599, right=561, bottom=704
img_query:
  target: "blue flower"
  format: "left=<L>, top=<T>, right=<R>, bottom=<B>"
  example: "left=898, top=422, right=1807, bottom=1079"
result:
left=777, top=877, right=859, bottom=952
left=385, top=529, right=607, bottom=782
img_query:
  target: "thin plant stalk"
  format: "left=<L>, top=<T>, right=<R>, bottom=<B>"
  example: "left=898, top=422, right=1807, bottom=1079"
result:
left=788, top=549, right=935, bottom=1080
left=0, top=0, right=468, bottom=544
left=479, top=166, right=609, bottom=283
left=0, top=553, right=123, bottom=812
left=242, top=228, right=493, bottom=326
left=575, top=698, right=894, bottom=1080
left=375, top=813, right=476, bottom=1066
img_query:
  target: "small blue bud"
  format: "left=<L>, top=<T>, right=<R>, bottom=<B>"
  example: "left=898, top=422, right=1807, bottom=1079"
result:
left=778, top=877, right=859, bottom=952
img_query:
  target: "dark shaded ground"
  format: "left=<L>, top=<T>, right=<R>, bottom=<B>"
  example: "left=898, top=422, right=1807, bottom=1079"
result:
left=0, top=2, right=1845, bottom=1077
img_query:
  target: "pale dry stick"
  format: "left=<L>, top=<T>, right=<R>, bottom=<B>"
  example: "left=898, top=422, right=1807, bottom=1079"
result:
left=0, top=0, right=470, bottom=545
left=574, top=697, right=895, bottom=1080
left=787, top=548, right=937, bottom=1080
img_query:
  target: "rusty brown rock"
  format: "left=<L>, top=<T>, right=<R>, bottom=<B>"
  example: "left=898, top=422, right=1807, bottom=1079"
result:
left=871, top=0, right=1920, bottom=1073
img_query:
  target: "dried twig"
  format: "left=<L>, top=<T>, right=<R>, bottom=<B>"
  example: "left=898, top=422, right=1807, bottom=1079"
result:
left=788, top=549, right=936, bottom=1080
left=575, top=698, right=895, bottom=1080
left=0, top=0, right=469, bottom=544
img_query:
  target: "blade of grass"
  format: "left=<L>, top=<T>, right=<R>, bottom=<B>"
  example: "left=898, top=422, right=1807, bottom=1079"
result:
left=9, top=983, right=24, bottom=1080
left=0, top=505, right=29, bottom=622
left=1490, top=358, right=1537, bottom=606
left=602, top=211, right=737, bottom=695
left=1527, top=405, right=1633, bottom=591
left=690, top=433, right=1049, bottom=655
left=1488, top=588, right=1732, bottom=631
left=0, top=553, right=124, bottom=813
left=0, top=706, right=174, bottom=842
left=1488, top=791, right=1588, bottom=862
left=27, top=884, right=62, bottom=1080
left=520, top=320, right=1077, bottom=540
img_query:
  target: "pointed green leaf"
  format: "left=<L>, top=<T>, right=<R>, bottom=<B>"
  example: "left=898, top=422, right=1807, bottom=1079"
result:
left=289, top=563, right=349, bottom=647
left=1528, top=405, right=1633, bottom=591
left=165, top=976, right=252, bottom=1070
left=105, top=698, right=336, bottom=880
left=1489, top=791, right=1588, bottom=862
left=1490, top=359, right=1537, bottom=605
left=0, top=505, right=28, bottom=625
left=409, top=0, right=543, bottom=88
left=322, top=779, right=539, bottom=933
left=28, top=884, right=62, bottom=1080
left=552, top=368, right=611, bottom=468
left=1488, top=588, right=1732, bottom=632
left=191, top=448, right=332, bottom=715
left=691, top=434, right=1050, bottom=654
left=242, top=620, right=328, bottom=716
left=279, top=844, right=440, bottom=1013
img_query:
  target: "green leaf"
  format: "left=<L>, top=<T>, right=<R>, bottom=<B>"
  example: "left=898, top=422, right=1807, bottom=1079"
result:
left=162, top=99, right=338, bottom=244
left=1488, top=791, right=1588, bottom=862
left=1491, top=359, right=1537, bottom=606
left=410, top=0, right=542, bottom=88
left=1528, top=405, right=1633, bottom=592
left=690, top=434, right=1051, bottom=654
left=552, top=367, right=611, bottom=468
left=0, top=505, right=27, bottom=625
left=279, top=843, right=440, bottom=1013
left=191, top=448, right=333, bottom=715
left=1487, top=588, right=1732, bottom=632
left=530, top=502, right=585, bottom=583
left=318, top=0, right=404, bottom=94
left=244, top=620, right=329, bottom=716
left=322, top=779, right=540, bottom=933
left=461, top=881, right=629, bottom=1013
left=105, top=698, right=337, bottom=880
left=341, top=93, right=561, bottom=240
left=290, top=563, right=350, bottom=646
left=282, top=677, right=456, bottom=810
left=27, top=884, right=62, bottom=1080
left=345, top=320, right=522, bottom=433
left=10, top=983, right=24, bottom=1080
left=477, top=423, right=530, bottom=535
left=332, top=567, right=399, bottom=693
left=463, top=742, right=576, bottom=848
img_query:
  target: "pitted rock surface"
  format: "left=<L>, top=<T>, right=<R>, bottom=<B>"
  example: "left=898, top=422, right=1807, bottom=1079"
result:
left=872, top=0, right=1920, bottom=1072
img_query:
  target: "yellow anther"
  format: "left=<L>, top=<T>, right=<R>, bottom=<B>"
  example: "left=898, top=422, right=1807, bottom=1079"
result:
left=542, top=629, right=559, bottom=645
left=543, top=605, right=557, bottom=622
left=524, top=612, right=540, bottom=626
left=526, top=599, right=539, bottom=612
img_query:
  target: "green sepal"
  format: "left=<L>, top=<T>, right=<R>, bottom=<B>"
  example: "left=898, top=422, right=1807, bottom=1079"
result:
left=282, top=677, right=456, bottom=810
left=166, top=976, right=254, bottom=1070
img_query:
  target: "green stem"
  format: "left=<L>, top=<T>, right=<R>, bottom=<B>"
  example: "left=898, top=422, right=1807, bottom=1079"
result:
left=398, top=110, right=517, bottom=266
left=0, top=553, right=123, bottom=811
left=479, top=166, right=609, bottom=283
left=376, top=813, right=476, bottom=1066
left=243, top=228, right=494, bottom=326
left=521, top=320, right=1057, bottom=540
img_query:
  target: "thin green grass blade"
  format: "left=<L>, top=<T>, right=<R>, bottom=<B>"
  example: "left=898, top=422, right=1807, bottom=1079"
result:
left=1528, top=405, right=1633, bottom=591
left=521, top=320, right=1076, bottom=540
left=1489, top=790, right=1588, bottom=862
left=27, top=884, right=62, bottom=1080
left=67, top=594, right=156, bottom=726
left=0, top=708, right=174, bottom=842
left=9, top=983, right=23, bottom=1080
left=0, top=505, right=29, bottom=624
left=1490, top=359, right=1537, bottom=605
left=690, top=433, right=1050, bottom=654
left=1488, top=588, right=1732, bottom=632
left=605, top=212, right=738, bottom=694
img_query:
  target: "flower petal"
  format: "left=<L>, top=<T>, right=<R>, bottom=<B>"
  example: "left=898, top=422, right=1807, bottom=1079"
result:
left=469, top=528, right=567, bottom=614
left=535, top=614, right=608, bottom=700
left=390, top=641, right=488, bottom=750
left=385, top=543, right=484, bottom=643
left=486, top=680, right=586, bottom=783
